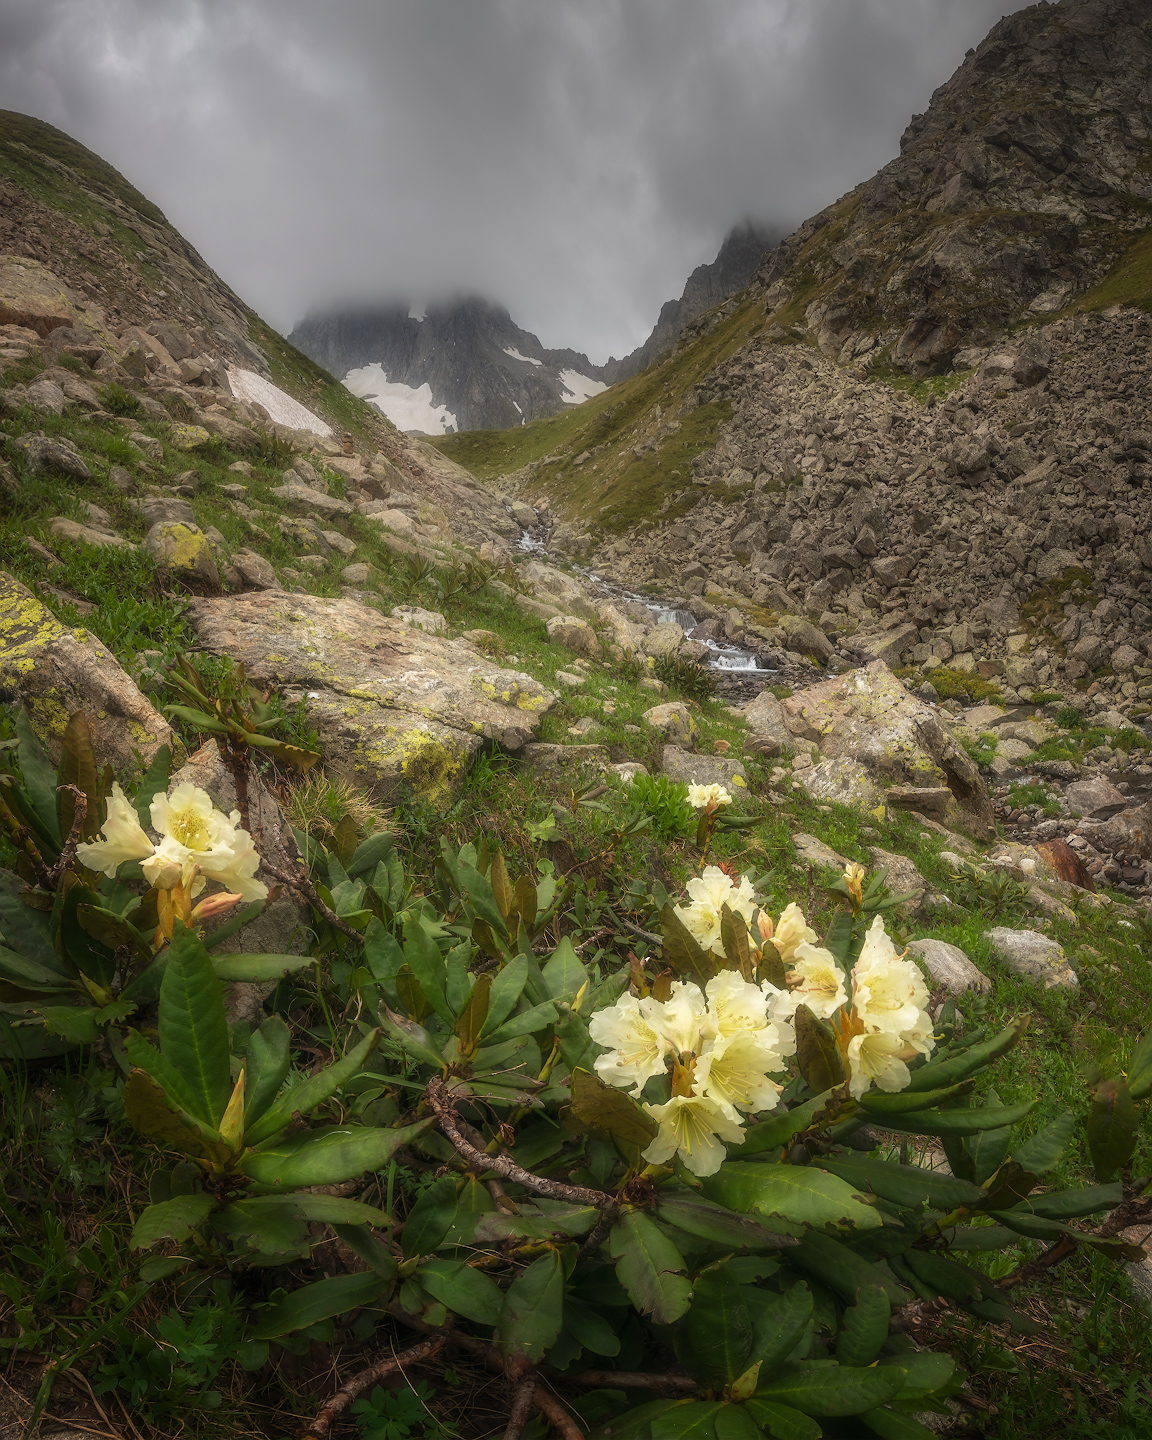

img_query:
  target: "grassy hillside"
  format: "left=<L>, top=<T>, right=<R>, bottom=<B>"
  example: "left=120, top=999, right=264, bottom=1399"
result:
left=430, top=294, right=768, bottom=529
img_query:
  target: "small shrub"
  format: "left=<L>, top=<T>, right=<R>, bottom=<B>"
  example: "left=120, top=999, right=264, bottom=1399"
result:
left=1056, top=705, right=1087, bottom=729
left=961, top=730, right=999, bottom=767
left=651, top=653, right=718, bottom=701
left=628, top=771, right=694, bottom=841
left=285, top=775, right=390, bottom=843
left=927, top=666, right=1004, bottom=703
left=1006, top=782, right=1061, bottom=817
left=100, top=381, right=139, bottom=416
left=1029, top=689, right=1064, bottom=705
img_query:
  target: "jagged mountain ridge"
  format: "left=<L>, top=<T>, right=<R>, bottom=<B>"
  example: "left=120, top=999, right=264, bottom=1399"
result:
left=288, top=221, right=776, bottom=434
left=288, top=297, right=609, bottom=434
left=602, top=220, right=779, bottom=384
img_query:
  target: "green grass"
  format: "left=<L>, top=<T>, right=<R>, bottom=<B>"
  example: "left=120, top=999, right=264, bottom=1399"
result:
left=1005, top=782, right=1062, bottom=816
left=1050, top=222, right=1152, bottom=318
left=928, top=666, right=1004, bottom=704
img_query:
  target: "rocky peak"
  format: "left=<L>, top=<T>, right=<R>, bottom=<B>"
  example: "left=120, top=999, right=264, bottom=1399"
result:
left=751, top=0, right=1152, bottom=373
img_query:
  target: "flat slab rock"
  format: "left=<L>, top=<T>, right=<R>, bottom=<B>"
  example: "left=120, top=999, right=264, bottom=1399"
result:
left=905, top=938, right=992, bottom=996
left=521, top=743, right=608, bottom=778
left=662, top=745, right=747, bottom=790
left=792, top=833, right=850, bottom=871
left=985, top=926, right=1078, bottom=990
left=184, top=591, right=556, bottom=809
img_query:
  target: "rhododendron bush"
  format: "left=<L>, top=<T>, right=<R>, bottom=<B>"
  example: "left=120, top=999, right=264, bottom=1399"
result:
left=2, top=716, right=1149, bottom=1440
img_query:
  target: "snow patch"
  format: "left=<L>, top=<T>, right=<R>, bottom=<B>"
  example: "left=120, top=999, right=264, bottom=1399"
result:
left=226, top=368, right=332, bottom=436
left=559, top=369, right=607, bottom=405
left=408, top=303, right=427, bottom=322
left=343, top=362, right=457, bottom=434
left=503, top=346, right=542, bottom=367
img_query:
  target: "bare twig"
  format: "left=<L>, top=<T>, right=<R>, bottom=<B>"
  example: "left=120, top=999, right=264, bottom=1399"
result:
left=573, top=1371, right=699, bottom=1393
left=299, top=1333, right=448, bottom=1440
left=504, top=1375, right=540, bottom=1440
left=888, top=1295, right=953, bottom=1333
left=614, top=915, right=662, bottom=948
left=426, top=1076, right=619, bottom=1223
left=261, top=857, right=366, bottom=943
left=47, top=784, right=87, bottom=886
left=533, top=1385, right=586, bottom=1440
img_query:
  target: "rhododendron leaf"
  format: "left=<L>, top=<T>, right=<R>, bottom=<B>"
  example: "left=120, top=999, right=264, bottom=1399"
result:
left=499, top=1251, right=564, bottom=1362
left=569, top=1067, right=658, bottom=1166
left=906, top=1017, right=1027, bottom=1091
left=754, top=1362, right=904, bottom=1417
left=820, top=1155, right=984, bottom=1211
left=794, top=1005, right=845, bottom=1092
left=1087, top=1077, right=1138, bottom=1181
left=661, top=903, right=721, bottom=984
left=873, top=1100, right=1035, bottom=1136
left=835, top=1284, right=890, bottom=1367
left=720, top=904, right=751, bottom=976
left=743, top=1398, right=821, bottom=1440
left=675, top=1262, right=752, bottom=1388
left=608, top=1207, right=692, bottom=1324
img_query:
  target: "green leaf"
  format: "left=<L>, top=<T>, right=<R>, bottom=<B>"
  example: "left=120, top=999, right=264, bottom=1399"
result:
left=738, top=1093, right=841, bottom=1157
left=788, top=1231, right=907, bottom=1306
left=677, top=1263, right=753, bottom=1389
left=562, top=1295, right=620, bottom=1358
left=211, top=952, right=315, bottom=983
left=835, top=1285, right=890, bottom=1367
left=211, top=1201, right=310, bottom=1258
left=245, top=1016, right=292, bottom=1130
left=587, top=1402, right=689, bottom=1440
left=122, top=1069, right=229, bottom=1163
left=418, top=1258, right=503, bottom=1326
left=743, top=1398, right=821, bottom=1440
left=244, top=1028, right=380, bottom=1146
left=542, top=936, right=588, bottom=1003
left=755, top=1362, right=904, bottom=1417
left=0, top=943, right=72, bottom=991
left=36, top=1005, right=99, bottom=1044
left=474, top=1201, right=598, bottom=1243
left=348, top=830, right=396, bottom=879
left=657, top=1194, right=798, bottom=1251
left=456, top=858, right=509, bottom=938
left=713, top=1405, right=760, bottom=1440
left=498, top=1251, right=564, bottom=1363
left=243, top=1193, right=392, bottom=1227
left=661, top=903, right=721, bottom=985
left=608, top=1207, right=693, bottom=1325
left=15, top=709, right=62, bottom=846
left=963, top=1090, right=1016, bottom=1186
left=482, top=954, right=529, bottom=1035
left=455, top=971, right=491, bottom=1052
left=402, top=1176, right=458, bottom=1258
left=483, top=999, right=559, bottom=1044
left=332, top=1223, right=399, bottom=1281
left=1015, top=1181, right=1123, bottom=1221
left=903, top=1250, right=981, bottom=1305
left=402, top=917, right=452, bottom=1024
left=156, top=923, right=232, bottom=1127
left=989, top=1208, right=1145, bottom=1260
left=1087, top=1077, right=1138, bottom=1182
left=570, top=1067, right=658, bottom=1167
left=130, top=1194, right=216, bottom=1249
left=240, top=1118, right=435, bottom=1188
left=822, top=909, right=855, bottom=967
left=859, top=1080, right=973, bottom=1114
left=878, top=1351, right=958, bottom=1402
left=1128, top=1031, right=1152, bottom=1101
left=1010, top=1110, right=1075, bottom=1175
left=870, top=1100, right=1035, bottom=1137
left=744, top=1284, right=813, bottom=1369
left=125, top=1028, right=213, bottom=1125
left=61, top=882, right=116, bottom=987
left=250, top=1271, right=390, bottom=1339
left=133, top=744, right=172, bottom=831
left=858, top=1408, right=940, bottom=1439
left=702, top=1164, right=881, bottom=1231
left=821, top=1155, right=984, bottom=1211
left=720, top=904, right=751, bottom=975
left=0, top=870, right=61, bottom=974
left=651, top=1402, right=722, bottom=1440
left=793, top=1005, right=845, bottom=1091
left=907, top=1017, right=1027, bottom=1091
left=378, top=1006, right=447, bottom=1070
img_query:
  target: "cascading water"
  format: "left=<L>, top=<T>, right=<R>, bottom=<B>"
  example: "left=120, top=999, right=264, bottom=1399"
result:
left=587, top=577, right=777, bottom=676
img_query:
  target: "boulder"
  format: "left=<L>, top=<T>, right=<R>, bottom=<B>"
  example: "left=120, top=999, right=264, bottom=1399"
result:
left=26, top=379, right=67, bottom=415
left=0, top=257, right=77, bottom=335
left=521, top=561, right=598, bottom=622
left=780, top=615, right=834, bottom=663
left=9, top=433, right=92, bottom=481
left=792, top=832, right=850, bottom=870
left=321, top=530, right=357, bottom=557
left=855, top=622, right=919, bottom=668
left=546, top=614, right=601, bottom=659
left=1036, top=549, right=1082, bottom=582
left=661, top=746, right=747, bottom=790
left=743, top=689, right=792, bottom=749
left=906, top=939, right=992, bottom=996
left=145, top=522, right=220, bottom=592
left=391, top=605, right=447, bottom=635
left=372, top=507, right=417, bottom=536
left=185, top=591, right=555, bottom=809
left=0, top=572, right=173, bottom=773
left=273, top=482, right=354, bottom=517
left=341, top=562, right=372, bottom=586
left=642, top=701, right=697, bottom=748
left=779, top=660, right=994, bottom=835
left=49, top=517, right=133, bottom=550
left=1082, top=801, right=1152, bottom=861
left=643, top=621, right=686, bottom=659
left=796, top=757, right=887, bottom=820
left=869, top=846, right=948, bottom=914
left=885, top=785, right=952, bottom=819
left=200, top=413, right=262, bottom=453
left=169, top=423, right=212, bottom=450
left=1066, top=776, right=1128, bottom=820
left=985, top=927, right=1077, bottom=990
left=521, top=743, right=608, bottom=778
left=141, top=496, right=195, bottom=527
left=231, top=548, right=279, bottom=590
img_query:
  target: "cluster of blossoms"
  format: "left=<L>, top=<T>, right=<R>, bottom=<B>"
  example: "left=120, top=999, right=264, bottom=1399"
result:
left=77, top=782, right=268, bottom=903
left=589, top=865, right=936, bottom=1175
left=687, top=783, right=732, bottom=812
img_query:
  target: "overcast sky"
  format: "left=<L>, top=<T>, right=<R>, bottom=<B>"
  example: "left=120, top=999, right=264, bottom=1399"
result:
left=0, top=0, right=1012, bottom=363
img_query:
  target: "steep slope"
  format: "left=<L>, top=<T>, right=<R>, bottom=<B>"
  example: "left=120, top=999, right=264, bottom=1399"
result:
left=289, top=296, right=608, bottom=434
left=603, top=220, right=778, bottom=382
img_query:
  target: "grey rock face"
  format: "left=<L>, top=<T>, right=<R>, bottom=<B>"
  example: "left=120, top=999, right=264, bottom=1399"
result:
left=906, top=938, right=992, bottom=996
left=985, top=927, right=1078, bottom=990
left=661, top=745, right=747, bottom=790
left=1065, top=777, right=1128, bottom=820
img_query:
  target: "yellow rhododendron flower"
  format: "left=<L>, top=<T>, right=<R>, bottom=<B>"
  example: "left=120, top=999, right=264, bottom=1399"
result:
left=851, top=915, right=930, bottom=1037
left=777, top=942, right=848, bottom=1020
left=846, top=1029, right=913, bottom=1099
left=693, top=1029, right=784, bottom=1122
left=770, top=902, right=818, bottom=965
left=589, top=993, right=671, bottom=1096
left=148, top=784, right=267, bottom=901
left=674, top=865, right=759, bottom=957
left=687, top=782, right=732, bottom=810
left=76, top=783, right=156, bottom=878
left=642, top=1094, right=746, bottom=1177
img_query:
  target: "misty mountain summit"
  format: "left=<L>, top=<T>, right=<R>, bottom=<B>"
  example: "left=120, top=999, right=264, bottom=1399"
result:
left=288, top=221, right=776, bottom=433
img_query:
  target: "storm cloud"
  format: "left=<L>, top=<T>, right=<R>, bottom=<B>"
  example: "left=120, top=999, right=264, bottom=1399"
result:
left=0, top=0, right=1011, bottom=361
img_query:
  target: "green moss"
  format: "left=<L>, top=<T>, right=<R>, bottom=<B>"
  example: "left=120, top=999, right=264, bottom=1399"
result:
left=925, top=667, right=1004, bottom=703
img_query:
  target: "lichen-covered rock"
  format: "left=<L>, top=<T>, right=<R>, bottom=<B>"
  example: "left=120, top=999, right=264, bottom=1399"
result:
left=0, top=571, right=174, bottom=772
left=985, top=927, right=1077, bottom=990
left=184, top=591, right=556, bottom=809
left=273, top=481, right=354, bottom=517
left=168, top=422, right=211, bottom=450
left=546, top=614, right=601, bottom=659
left=796, top=756, right=887, bottom=820
left=780, top=660, right=993, bottom=835
left=10, top=433, right=92, bottom=481
left=145, top=521, right=220, bottom=592
left=521, top=743, right=608, bottom=778
left=642, top=621, right=685, bottom=659
left=391, top=605, right=447, bottom=635
left=743, top=689, right=791, bottom=748
left=0, top=256, right=76, bottom=335
left=906, top=938, right=992, bottom=996
left=231, top=548, right=279, bottom=590
left=1065, top=776, right=1128, bottom=820
left=792, top=832, right=850, bottom=870
left=642, top=701, right=697, bottom=747
left=661, top=745, right=747, bottom=790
